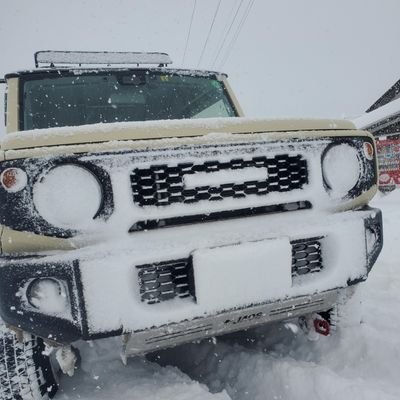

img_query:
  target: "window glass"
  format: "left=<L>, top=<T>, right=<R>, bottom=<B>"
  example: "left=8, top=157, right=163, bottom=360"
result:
left=22, top=72, right=237, bottom=130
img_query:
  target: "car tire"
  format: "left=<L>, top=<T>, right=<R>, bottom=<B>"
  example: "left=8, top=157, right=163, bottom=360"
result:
left=0, top=321, right=57, bottom=400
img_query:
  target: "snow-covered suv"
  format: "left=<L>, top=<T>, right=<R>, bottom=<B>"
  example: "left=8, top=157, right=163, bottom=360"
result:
left=0, top=51, right=383, bottom=399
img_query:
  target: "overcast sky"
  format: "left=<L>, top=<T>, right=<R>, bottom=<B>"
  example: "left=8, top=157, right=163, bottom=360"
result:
left=1, top=0, right=400, bottom=133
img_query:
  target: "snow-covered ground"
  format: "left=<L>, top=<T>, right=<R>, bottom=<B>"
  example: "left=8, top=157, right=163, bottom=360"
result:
left=55, top=190, right=400, bottom=400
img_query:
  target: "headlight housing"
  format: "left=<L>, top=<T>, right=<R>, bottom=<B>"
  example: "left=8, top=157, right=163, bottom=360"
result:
left=322, top=138, right=377, bottom=200
left=0, top=156, right=114, bottom=238
left=33, top=164, right=103, bottom=229
left=322, top=144, right=361, bottom=195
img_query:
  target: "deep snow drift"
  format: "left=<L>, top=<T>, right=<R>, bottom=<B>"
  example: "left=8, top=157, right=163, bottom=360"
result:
left=57, top=191, right=400, bottom=400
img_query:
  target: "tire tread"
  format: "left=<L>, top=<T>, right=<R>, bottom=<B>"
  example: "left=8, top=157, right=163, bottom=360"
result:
left=0, top=323, right=57, bottom=400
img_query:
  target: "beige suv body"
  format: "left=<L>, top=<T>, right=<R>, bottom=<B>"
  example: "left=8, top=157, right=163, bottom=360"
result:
left=0, top=52, right=382, bottom=397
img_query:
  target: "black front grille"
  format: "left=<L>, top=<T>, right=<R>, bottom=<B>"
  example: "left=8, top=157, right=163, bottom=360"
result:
left=137, top=259, right=194, bottom=304
left=137, top=237, right=323, bottom=306
left=131, top=154, right=308, bottom=207
left=291, top=237, right=323, bottom=278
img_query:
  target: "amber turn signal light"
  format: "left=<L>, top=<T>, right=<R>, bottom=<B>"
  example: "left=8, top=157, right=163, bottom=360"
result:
left=363, top=142, right=374, bottom=160
left=0, top=168, right=28, bottom=192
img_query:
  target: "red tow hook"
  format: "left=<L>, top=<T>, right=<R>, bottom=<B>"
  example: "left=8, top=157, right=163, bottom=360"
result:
left=313, top=318, right=331, bottom=336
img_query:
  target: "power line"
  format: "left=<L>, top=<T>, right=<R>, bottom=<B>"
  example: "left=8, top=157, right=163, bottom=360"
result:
left=219, top=0, right=255, bottom=69
left=211, top=0, right=244, bottom=68
left=211, top=0, right=242, bottom=67
left=197, top=0, right=223, bottom=67
left=219, top=0, right=254, bottom=69
left=182, top=0, right=197, bottom=65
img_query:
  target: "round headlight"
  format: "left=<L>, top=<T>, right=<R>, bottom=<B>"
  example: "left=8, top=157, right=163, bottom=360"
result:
left=27, top=278, right=68, bottom=314
left=33, top=164, right=102, bottom=229
left=322, top=144, right=361, bottom=196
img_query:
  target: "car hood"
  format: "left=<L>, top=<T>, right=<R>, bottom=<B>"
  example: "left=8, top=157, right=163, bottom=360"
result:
left=0, top=117, right=355, bottom=151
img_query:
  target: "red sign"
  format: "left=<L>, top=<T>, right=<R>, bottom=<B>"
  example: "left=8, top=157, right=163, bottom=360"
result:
left=376, top=135, right=400, bottom=188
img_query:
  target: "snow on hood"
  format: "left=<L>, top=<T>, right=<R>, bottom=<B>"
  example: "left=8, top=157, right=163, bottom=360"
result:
left=0, top=117, right=355, bottom=151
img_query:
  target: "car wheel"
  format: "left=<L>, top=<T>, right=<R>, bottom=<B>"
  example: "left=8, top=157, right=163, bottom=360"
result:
left=0, top=321, right=57, bottom=400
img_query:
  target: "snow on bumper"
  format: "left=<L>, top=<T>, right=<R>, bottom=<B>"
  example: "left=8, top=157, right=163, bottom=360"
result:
left=0, top=207, right=382, bottom=345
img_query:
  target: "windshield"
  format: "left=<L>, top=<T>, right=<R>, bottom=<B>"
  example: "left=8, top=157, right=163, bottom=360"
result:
left=21, top=71, right=237, bottom=130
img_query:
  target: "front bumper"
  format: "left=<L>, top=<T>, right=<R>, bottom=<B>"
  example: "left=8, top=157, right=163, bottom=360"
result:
left=124, top=287, right=345, bottom=356
left=0, top=207, right=382, bottom=346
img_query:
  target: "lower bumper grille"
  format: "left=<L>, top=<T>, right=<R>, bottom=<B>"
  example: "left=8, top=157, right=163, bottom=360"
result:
left=137, top=237, right=324, bottom=305
left=137, top=259, right=194, bottom=304
left=291, top=237, right=323, bottom=278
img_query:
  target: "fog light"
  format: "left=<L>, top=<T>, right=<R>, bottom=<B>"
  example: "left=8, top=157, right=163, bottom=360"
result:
left=27, top=278, right=69, bottom=314
left=0, top=168, right=28, bottom=192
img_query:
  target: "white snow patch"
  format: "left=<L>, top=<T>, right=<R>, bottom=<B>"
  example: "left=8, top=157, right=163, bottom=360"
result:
left=183, top=167, right=268, bottom=189
left=193, top=238, right=292, bottom=310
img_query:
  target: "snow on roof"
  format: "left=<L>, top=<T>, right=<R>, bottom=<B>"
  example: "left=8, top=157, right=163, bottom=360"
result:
left=353, top=97, right=400, bottom=129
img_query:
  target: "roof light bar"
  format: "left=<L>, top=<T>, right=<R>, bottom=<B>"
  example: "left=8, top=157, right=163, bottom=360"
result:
left=34, top=51, right=173, bottom=68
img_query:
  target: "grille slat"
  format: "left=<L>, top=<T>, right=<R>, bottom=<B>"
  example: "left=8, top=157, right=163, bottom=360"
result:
left=131, top=154, right=308, bottom=207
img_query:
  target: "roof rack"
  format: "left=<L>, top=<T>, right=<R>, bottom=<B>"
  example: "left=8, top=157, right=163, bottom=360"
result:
left=34, top=51, right=173, bottom=68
